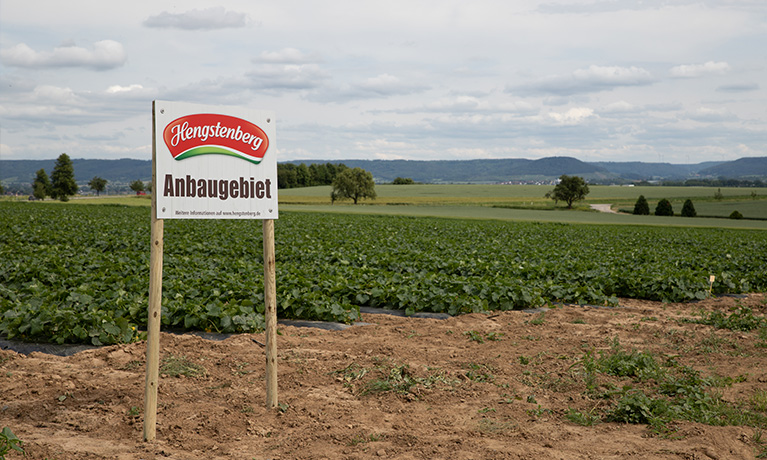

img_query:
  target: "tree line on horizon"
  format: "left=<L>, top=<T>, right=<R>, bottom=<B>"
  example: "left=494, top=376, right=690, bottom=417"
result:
left=277, top=162, right=349, bottom=189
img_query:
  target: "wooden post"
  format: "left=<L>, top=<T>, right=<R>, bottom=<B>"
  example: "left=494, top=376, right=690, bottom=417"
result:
left=263, top=219, right=278, bottom=408
left=144, top=102, right=164, bottom=441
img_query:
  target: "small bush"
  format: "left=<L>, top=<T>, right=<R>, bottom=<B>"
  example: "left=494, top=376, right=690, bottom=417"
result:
left=633, top=195, right=650, bottom=215
left=681, top=199, right=696, bottom=217
left=730, top=210, right=743, bottom=219
left=655, top=199, right=674, bottom=216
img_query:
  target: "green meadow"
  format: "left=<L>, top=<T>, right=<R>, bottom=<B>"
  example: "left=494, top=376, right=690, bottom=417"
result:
left=278, top=184, right=767, bottom=229
left=14, top=183, right=765, bottom=229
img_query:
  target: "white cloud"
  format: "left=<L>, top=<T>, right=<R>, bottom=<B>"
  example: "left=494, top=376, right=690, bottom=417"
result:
left=546, top=107, right=596, bottom=125
left=246, top=64, right=330, bottom=91
left=509, top=65, right=655, bottom=96
left=685, top=107, right=737, bottom=122
left=0, top=40, right=126, bottom=70
left=106, top=84, right=144, bottom=94
left=254, top=48, right=321, bottom=64
left=600, top=101, right=637, bottom=114
left=355, top=74, right=427, bottom=97
left=670, top=61, right=730, bottom=78
left=143, top=7, right=249, bottom=30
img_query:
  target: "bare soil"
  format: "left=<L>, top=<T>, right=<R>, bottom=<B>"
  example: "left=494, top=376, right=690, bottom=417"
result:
left=2, top=294, right=766, bottom=460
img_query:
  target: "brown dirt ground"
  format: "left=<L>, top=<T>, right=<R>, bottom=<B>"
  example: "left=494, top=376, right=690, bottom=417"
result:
left=2, top=294, right=767, bottom=460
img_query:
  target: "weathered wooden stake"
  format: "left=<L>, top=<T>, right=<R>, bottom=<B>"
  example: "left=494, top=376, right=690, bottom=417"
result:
left=263, top=219, right=278, bottom=408
left=144, top=102, right=164, bottom=441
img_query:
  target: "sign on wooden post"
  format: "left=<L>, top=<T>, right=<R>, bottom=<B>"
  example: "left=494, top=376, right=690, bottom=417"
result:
left=145, top=100, right=279, bottom=442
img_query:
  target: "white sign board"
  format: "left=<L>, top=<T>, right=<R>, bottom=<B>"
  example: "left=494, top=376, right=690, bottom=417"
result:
left=154, top=100, right=278, bottom=219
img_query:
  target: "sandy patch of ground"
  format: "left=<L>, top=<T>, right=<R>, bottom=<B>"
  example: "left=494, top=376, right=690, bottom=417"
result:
left=2, top=294, right=766, bottom=459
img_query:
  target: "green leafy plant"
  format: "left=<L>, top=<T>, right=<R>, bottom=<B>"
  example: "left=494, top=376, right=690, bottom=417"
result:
left=464, top=330, right=484, bottom=343
left=337, top=359, right=453, bottom=397
left=464, top=330, right=503, bottom=343
left=464, top=363, right=495, bottom=383
left=2, top=203, right=765, bottom=346
left=529, top=312, right=546, bottom=326
left=565, top=408, right=601, bottom=426
left=687, top=305, right=765, bottom=332
left=0, top=427, right=24, bottom=460
left=574, top=341, right=767, bottom=434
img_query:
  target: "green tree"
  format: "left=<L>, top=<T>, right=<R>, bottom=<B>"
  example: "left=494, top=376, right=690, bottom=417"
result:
left=50, top=153, right=78, bottom=201
left=32, top=168, right=51, bottom=200
left=129, top=180, right=145, bottom=193
left=655, top=198, right=673, bottom=216
left=0, top=181, right=4, bottom=195
left=331, top=167, right=376, bottom=204
left=729, top=210, right=743, bottom=219
left=680, top=199, right=696, bottom=217
left=714, top=188, right=724, bottom=200
left=392, top=177, right=415, bottom=185
left=88, top=176, right=108, bottom=196
left=547, top=175, right=589, bottom=209
left=295, top=163, right=310, bottom=187
left=633, top=195, right=650, bottom=215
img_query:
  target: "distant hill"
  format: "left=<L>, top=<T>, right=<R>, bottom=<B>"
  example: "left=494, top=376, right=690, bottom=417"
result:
left=299, top=157, right=615, bottom=183
left=698, top=157, right=767, bottom=178
left=0, top=158, right=151, bottom=184
left=2, top=156, right=765, bottom=191
left=590, top=161, right=724, bottom=180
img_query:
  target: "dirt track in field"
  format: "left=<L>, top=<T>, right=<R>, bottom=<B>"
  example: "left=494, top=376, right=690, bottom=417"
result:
left=2, top=294, right=766, bottom=459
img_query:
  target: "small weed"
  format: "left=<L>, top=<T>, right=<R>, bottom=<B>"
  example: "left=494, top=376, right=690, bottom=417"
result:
left=572, top=318, right=587, bottom=324
left=605, top=389, right=671, bottom=428
left=696, top=334, right=734, bottom=354
left=0, top=427, right=24, bottom=459
left=478, top=407, right=496, bottom=414
left=364, top=364, right=418, bottom=395
left=278, top=402, right=290, bottom=413
left=754, top=429, right=767, bottom=458
left=597, top=340, right=662, bottom=381
left=347, top=432, right=385, bottom=446
left=526, top=405, right=552, bottom=418
left=751, top=390, right=767, bottom=412
left=119, top=360, right=143, bottom=371
left=518, top=355, right=530, bottom=365
left=464, top=330, right=484, bottom=343
left=757, top=328, right=767, bottom=348
left=687, top=305, right=766, bottom=332
left=529, top=312, right=546, bottom=326
left=565, top=408, right=601, bottom=426
left=464, top=330, right=503, bottom=343
left=477, top=417, right=517, bottom=434
left=241, top=405, right=254, bottom=414
left=342, top=360, right=454, bottom=397
left=464, top=363, right=495, bottom=383
left=233, top=361, right=252, bottom=376
left=335, top=363, right=369, bottom=386
left=126, top=406, right=140, bottom=418
left=160, top=354, right=207, bottom=378
left=486, top=332, right=504, bottom=341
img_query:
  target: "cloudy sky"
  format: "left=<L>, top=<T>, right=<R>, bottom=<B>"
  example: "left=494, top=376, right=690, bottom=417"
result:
left=1, top=0, right=766, bottom=164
